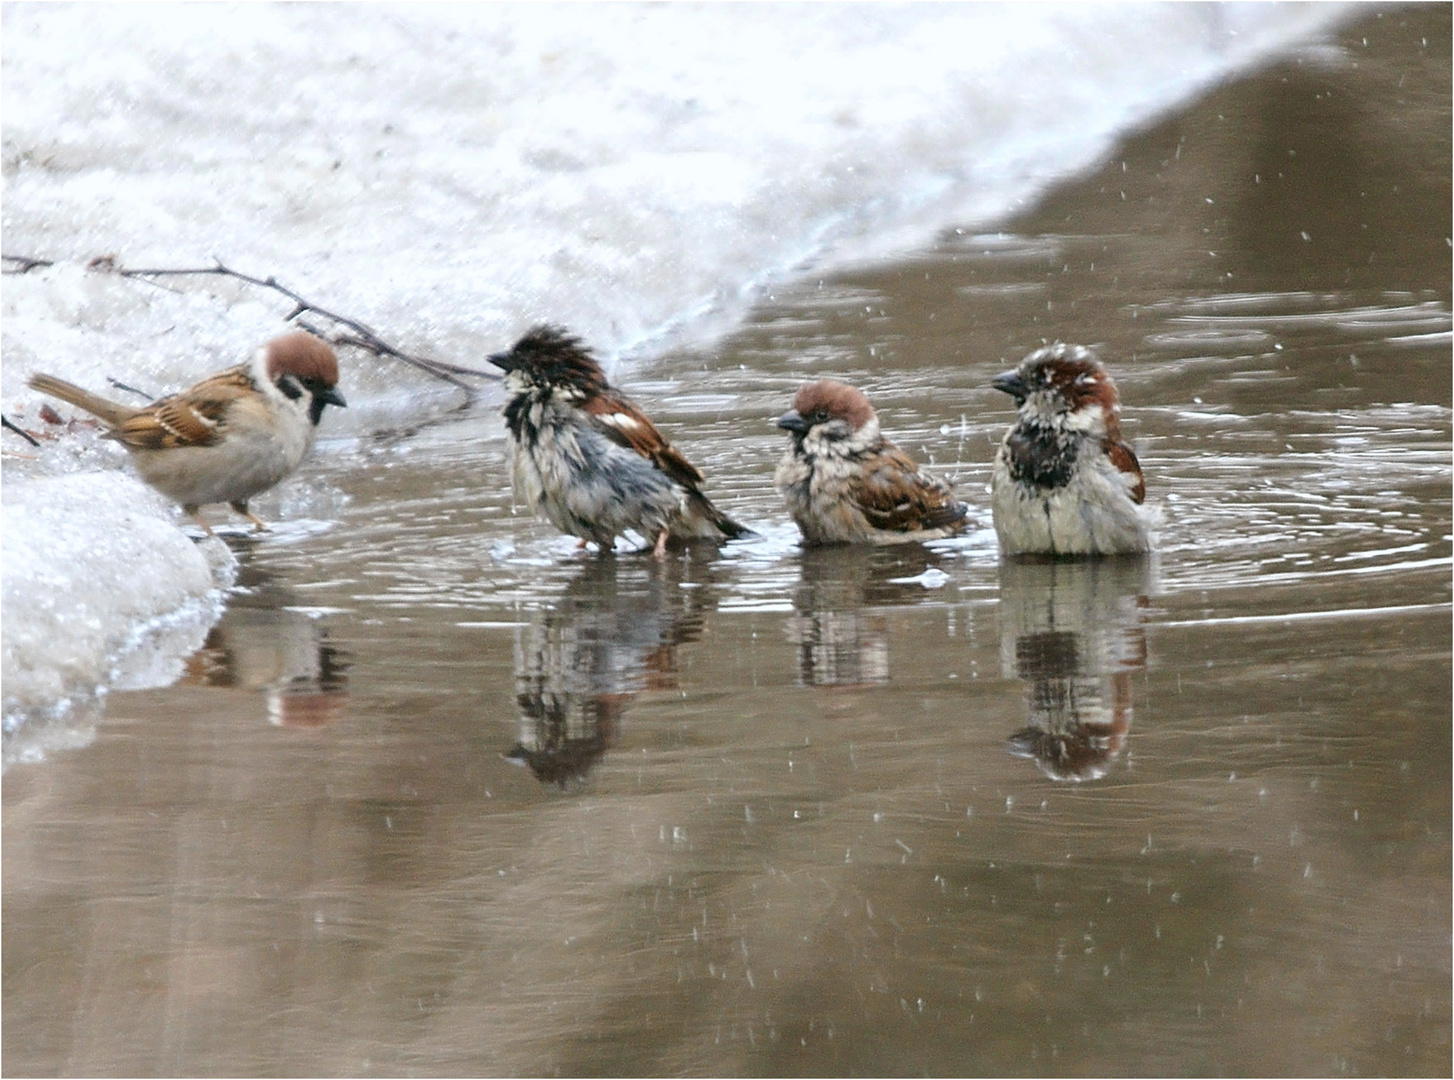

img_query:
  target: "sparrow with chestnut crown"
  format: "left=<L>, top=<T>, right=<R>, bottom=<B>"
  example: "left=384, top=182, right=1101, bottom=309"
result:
left=28, top=330, right=346, bottom=535
left=990, top=343, right=1151, bottom=556
left=774, top=379, right=970, bottom=546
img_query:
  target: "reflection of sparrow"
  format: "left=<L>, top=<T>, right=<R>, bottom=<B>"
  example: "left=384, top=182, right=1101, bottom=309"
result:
left=506, top=557, right=708, bottom=784
left=28, top=332, right=346, bottom=535
left=185, top=617, right=350, bottom=729
left=785, top=545, right=946, bottom=688
left=488, top=326, right=750, bottom=556
left=183, top=560, right=351, bottom=729
left=774, top=379, right=969, bottom=545
left=998, top=556, right=1150, bottom=782
left=990, top=344, right=1150, bottom=556
left=1005, top=631, right=1133, bottom=783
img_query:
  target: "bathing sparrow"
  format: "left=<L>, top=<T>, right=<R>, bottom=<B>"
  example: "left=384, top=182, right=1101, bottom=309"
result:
left=774, top=379, right=970, bottom=545
left=488, top=325, right=749, bottom=556
left=990, top=343, right=1151, bottom=556
left=28, top=330, right=346, bottom=535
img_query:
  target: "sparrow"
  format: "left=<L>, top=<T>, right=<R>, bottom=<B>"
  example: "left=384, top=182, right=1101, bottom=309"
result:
left=774, top=379, right=970, bottom=545
left=487, top=325, right=750, bottom=556
left=990, top=343, right=1151, bottom=557
left=27, top=330, right=346, bottom=535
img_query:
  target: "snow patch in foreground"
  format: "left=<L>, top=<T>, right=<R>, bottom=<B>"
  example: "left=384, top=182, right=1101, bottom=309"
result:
left=2, top=472, right=236, bottom=762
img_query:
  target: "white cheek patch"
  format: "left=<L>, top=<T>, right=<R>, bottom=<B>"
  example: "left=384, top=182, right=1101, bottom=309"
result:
left=1062, top=402, right=1104, bottom=433
left=804, top=423, right=848, bottom=455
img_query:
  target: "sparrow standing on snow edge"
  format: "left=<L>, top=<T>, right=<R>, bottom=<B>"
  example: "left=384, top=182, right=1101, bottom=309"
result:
left=990, top=343, right=1151, bottom=556
left=488, top=325, right=750, bottom=557
left=28, top=331, right=346, bottom=536
left=774, top=379, right=970, bottom=546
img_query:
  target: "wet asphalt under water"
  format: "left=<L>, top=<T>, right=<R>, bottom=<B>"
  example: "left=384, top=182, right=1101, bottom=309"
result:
left=3, top=7, right=1450, bottom=1077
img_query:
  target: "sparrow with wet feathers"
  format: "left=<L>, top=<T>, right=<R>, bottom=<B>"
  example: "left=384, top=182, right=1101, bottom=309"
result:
left=487, top=325, right=750, bottom=557
left=27, top=330, right=346, bottom=536
left=990, top=343, right=1151, bottom=556
left=774, top=379, right=970, bottom=545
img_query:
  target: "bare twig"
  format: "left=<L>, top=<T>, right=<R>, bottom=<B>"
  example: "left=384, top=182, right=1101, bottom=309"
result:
left=107, top=377, right=157, bottom=402
left=110, top=259, right=497, bottom=395
left=2, top=415, right=42, bottom=447
left=2, top=254, right=54, bottom=275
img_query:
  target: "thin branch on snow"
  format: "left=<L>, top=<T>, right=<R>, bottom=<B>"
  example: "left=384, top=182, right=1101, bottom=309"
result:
left=2, top=415, right=42, bottom=447
left=108, top=259, right=498, bottom=395
left=1, top=254, right=55, bottom=274
left=6, top=254, right=497, bottom=396
left=106, top=377, right=158, bottom=402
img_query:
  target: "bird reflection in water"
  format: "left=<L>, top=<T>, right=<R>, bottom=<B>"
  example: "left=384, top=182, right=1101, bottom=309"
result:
left=505, top=553, right=711, bottom=785
left=182, top=556, right=350, bottom=729
left=997, top=556, right=1152, bottom=781
left=786, top=544, right=952, bottom=688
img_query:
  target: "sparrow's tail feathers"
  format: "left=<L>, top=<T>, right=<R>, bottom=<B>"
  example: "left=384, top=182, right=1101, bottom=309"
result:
left=925, top=498, right=973, bottom=534
left=696, top=494, right=755, bottom=541
left=716, top=512, right=755, bottom=540
left=28, top=373, right=135, bottom=428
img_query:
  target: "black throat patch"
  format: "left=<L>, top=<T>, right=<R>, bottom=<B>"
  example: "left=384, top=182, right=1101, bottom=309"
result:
left=504, top=391, right=542, bottom=448
left=1006, top=423, right=1078, bottom=490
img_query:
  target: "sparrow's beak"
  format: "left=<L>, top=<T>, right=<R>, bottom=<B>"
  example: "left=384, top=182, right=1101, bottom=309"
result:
left=487, top=349, right=517, bottom=373
left=992, top=369, right=1027, bottom=403
left=775, top=409, right=808, bottom=434
left=319, top=386, right=348, bottom=409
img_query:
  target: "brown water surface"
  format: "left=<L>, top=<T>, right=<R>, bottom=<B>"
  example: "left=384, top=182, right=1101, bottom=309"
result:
left=4, top=8, right=1450, bottom=1077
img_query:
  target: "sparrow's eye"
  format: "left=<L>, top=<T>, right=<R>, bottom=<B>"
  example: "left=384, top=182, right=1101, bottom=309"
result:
left=810, top=409, right=830, bottom=424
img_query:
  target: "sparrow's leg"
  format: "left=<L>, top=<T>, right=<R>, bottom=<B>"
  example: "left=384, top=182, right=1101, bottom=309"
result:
left=185, top=504, right=216, bottom=538
left=652, top=528, right=669, bottom=560
left=231, top=501, right=269, bottom=532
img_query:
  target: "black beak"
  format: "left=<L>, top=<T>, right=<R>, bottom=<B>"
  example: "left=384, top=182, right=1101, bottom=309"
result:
left=992, top=369, right=1027, bottom=403
left=487, top=349, right=516, bottom=373
left=318, top=386, right=348, bottom=409
left=775, top=409, right=808, bottom=434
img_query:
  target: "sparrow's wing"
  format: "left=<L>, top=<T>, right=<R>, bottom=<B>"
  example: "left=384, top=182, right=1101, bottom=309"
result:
left=849, top=444, right=969, bottom=533
left=1105, top=439, right=1146, bottom=504
left=584, top=391, right=705, bottom=490
left=113, top=366, right=255, bottom=450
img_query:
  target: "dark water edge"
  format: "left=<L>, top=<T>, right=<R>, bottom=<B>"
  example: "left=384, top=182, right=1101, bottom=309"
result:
left=4, top=7, right=1450, bottom=1078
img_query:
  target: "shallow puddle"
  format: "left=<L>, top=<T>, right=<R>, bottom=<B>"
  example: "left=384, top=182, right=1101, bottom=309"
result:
left=4, top=8, right=1450, bottom=1077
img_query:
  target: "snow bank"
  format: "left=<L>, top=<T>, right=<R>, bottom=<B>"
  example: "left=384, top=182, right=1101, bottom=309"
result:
left=1, top=472, right=234, bottom=759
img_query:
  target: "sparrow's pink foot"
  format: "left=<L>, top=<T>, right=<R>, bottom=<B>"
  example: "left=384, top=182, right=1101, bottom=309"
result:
left=232, top=501, right=269, bottom=532
left=186, top=507, right=217, bottom=538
